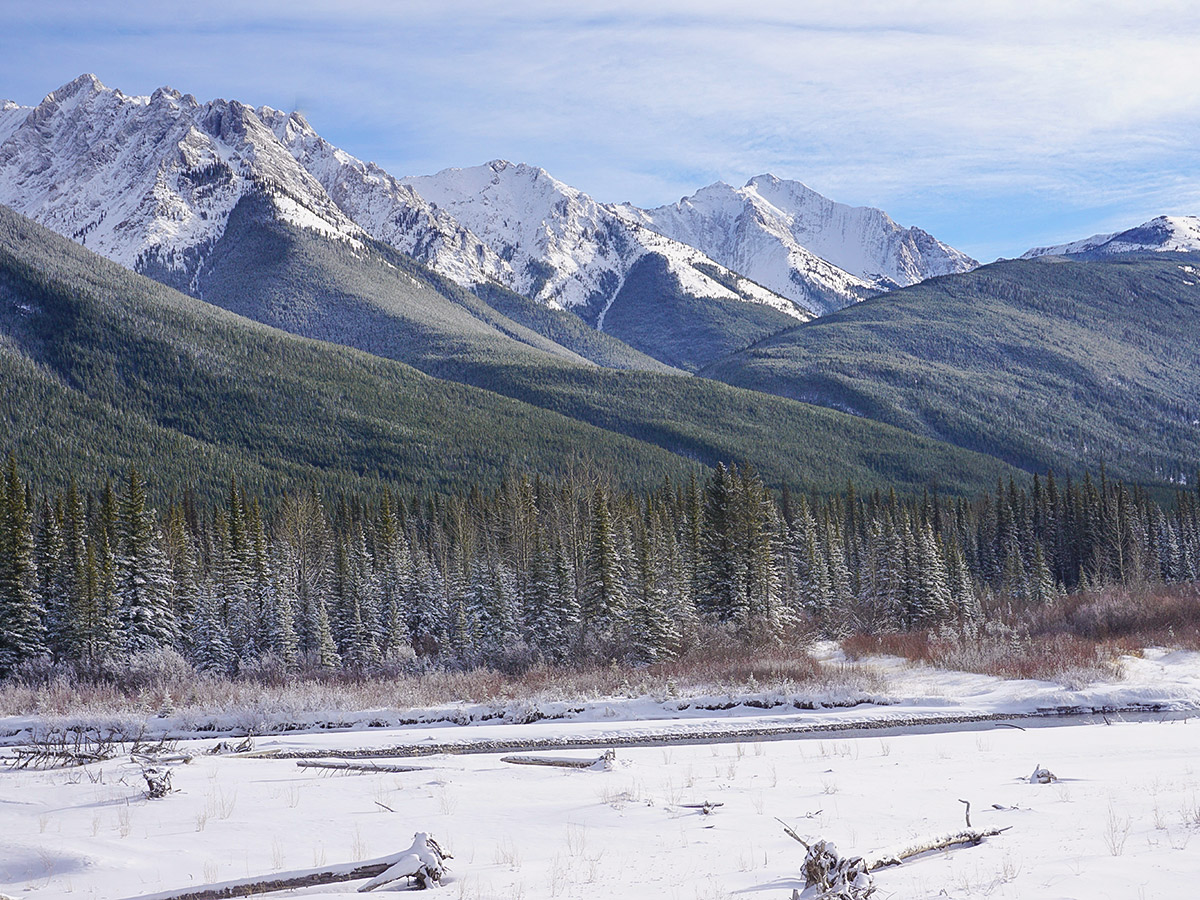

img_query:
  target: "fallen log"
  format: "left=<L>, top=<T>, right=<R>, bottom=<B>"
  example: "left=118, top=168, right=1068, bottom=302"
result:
left=867, top=827, right=1012, bottom=870
left=296, top=760, right=429, bottom=774
left=120, top=832, right=450, bottom=899
left=501, top=749, right=614, bottom=770
left=7, top=747, right=113, bottom=769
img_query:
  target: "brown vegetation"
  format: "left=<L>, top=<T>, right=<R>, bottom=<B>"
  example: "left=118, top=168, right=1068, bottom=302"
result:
left=843, top=582, right=1200, bottom=684
left=0, top=627, right=878, bottom=724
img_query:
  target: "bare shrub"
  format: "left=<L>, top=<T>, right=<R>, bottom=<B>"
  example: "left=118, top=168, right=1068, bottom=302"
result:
left=0, top=624, right=881, bottom=728
left=844, top=582, right=1200, bottom=683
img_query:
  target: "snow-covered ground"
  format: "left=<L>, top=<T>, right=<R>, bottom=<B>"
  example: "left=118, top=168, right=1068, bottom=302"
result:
left=4, top=649, right=1200, bottom=898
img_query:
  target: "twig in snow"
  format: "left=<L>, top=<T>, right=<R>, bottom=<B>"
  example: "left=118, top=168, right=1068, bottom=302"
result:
left=959, top=799, right=971, bottom=828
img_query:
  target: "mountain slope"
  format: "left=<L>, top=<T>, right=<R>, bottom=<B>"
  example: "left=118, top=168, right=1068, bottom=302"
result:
left=702, top=254, right=1200, bottom=485
left=0, top=77, right=807, bottom=374
left=628, top=176, right=976, bottom=315
left=0, top=204, right=696, bottom=499
left=0, top=203, right=1020, bottom=498
left=1022, top=216, right=1200, bottom=259
left=0, top=74, right=362, bottom=285
left=0, top=76, right=675, bottom=375
left=173, top=197, right=1018, bottom=495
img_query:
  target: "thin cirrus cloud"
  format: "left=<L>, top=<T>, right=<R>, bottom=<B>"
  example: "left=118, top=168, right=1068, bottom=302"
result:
left=1, top=1, right=1198, bottom=260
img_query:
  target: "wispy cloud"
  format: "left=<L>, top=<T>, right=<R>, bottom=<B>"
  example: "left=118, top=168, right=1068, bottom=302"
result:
left=2, top=1, right=1199, bottom=259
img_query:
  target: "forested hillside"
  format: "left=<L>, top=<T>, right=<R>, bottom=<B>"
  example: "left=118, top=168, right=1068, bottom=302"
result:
left=0, top=205, right=699, bottom=499
left=0, top=204, right=1020, bottom=500
left=702, top=254, right=1200, bottom=487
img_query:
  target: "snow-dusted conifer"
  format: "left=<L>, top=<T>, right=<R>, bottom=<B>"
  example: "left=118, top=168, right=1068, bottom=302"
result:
left=115, top=468, right=177, bottom=653
left=35, top=496, right=68, bottom=658
left=581, top=487, right=624, bottom=644
left=191, top=584, right=234, bottom=674
left=313, top=597, right=342, bottom=669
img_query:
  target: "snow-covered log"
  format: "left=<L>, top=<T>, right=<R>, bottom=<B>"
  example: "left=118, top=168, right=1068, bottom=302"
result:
left=1028, top=764, right=1056, bottom=784
left=358, top=833, right=450, bottom=891
left=141, top=766, right=173, bottom=799
left=120, top=832, right=450, bottom=899
left=778, top=818, right=1010, bottom=899
left=501, top=749, right=614, bottom=770
left=867, top=827, right=1012, bottom=869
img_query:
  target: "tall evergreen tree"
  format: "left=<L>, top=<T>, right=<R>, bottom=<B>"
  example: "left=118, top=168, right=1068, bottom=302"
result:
left=115, top=468, right=177, bottom=654
left=0, top=459, right=46, bottom=673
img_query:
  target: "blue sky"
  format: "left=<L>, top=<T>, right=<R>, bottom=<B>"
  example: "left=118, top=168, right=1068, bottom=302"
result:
left=3, top=0, right=1199, bottom=261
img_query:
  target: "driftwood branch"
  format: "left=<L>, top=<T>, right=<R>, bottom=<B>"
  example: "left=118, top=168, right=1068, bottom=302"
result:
left=778, top=819, right=1011, bottom=899
left=142, top=766, right=174, bottom=799
left=295, top=760, right=428, bottom=774
left=121, top=832, right=450, bottom=899
left=867, top=827, right=1012, bottom=870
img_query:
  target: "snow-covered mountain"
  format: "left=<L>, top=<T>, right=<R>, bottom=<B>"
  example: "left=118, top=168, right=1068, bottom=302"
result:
left=402, top=160, right=800, bottom=326
left=257, top=107, right=514, bottom=289
left=1021, top=216, right=1200, bottom=259
left=0, top=75, right=364, bottom=290
left=0, top=74, right=977, bottom=367
left=0, top=76, right=801, bottom=337
left=626, top=176, right=977, bottom=316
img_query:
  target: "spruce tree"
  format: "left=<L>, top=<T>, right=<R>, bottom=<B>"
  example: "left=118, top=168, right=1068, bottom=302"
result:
left=35, top=496, right=68, bottom=659
left=115, top=468, right=177, bottom=654
left=56, top=479, right=89, bottom=660
left=191, top=585, right=234, bottom=674
left=0, top=459, right=46, bottom=673
left=581, top=487, right=624, bottom=645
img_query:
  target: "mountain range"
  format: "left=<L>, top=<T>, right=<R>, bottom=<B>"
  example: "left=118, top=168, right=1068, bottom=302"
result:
left=0, top=75, right=975, bottom=371
left=1, top=74, right=1197, bottom=498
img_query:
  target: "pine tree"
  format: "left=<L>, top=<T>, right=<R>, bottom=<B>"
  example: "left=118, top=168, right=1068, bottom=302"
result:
left=698, top=464, right=740, bottom=623
left=908, top=522, right=953, bottom=627
left=625, top=519, right=676, bottom=663
left=1028, top=543, right=1056, bottom=606
left=35, top=496, right=68, bottom=658
left=791, top=501, right=831, bottom=618
left=946, top=538, right=981, bottom=625
left=263, top=569, right=299, bottom=667
left=58, top=479, right=90, bottom=661
left=162, top=504, right=199, bottom=657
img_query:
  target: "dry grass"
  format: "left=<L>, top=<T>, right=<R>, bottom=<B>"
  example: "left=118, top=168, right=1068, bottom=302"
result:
left=844, top=582, right=1200, bottom=684
left=0, top=627, right=878, bottom=726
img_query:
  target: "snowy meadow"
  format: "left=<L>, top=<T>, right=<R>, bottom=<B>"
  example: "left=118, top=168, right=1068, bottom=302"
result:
left=4, top=648, right=1200, bottom=899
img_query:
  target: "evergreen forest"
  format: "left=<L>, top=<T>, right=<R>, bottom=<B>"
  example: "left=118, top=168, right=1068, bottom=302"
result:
left=2, top=459, right=1197, bottom=680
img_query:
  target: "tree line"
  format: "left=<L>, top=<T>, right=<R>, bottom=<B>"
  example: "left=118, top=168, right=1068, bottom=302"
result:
left=1, top=458, right=1198, bottom=678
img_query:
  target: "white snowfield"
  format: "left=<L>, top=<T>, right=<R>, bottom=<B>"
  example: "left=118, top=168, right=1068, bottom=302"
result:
left=3, top=649, right=1200, bottom=899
